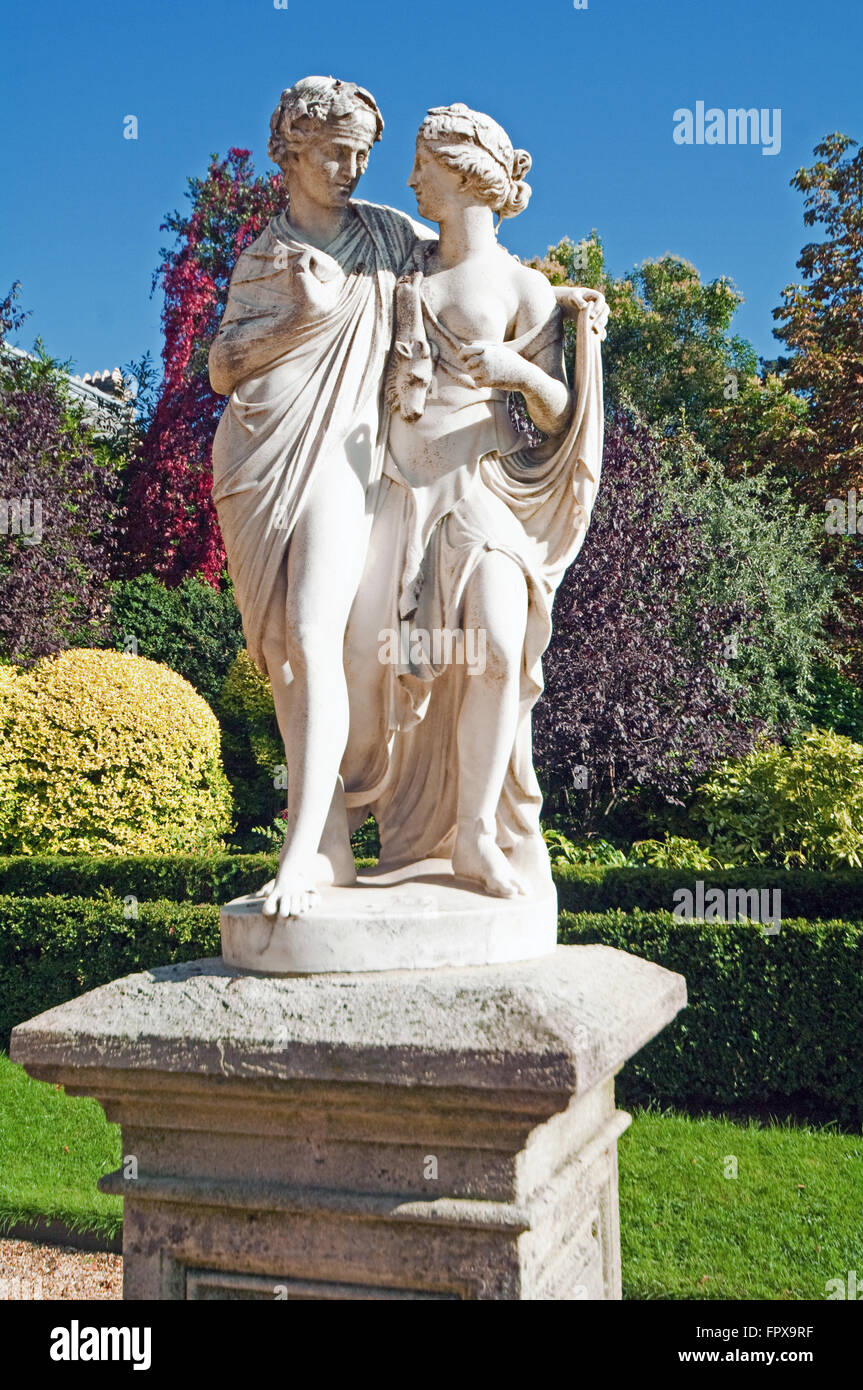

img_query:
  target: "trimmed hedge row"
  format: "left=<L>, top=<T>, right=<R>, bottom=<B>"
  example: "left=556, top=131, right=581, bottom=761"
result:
left=0, top=855, right=278, bottom=905
left=561, top=910, right=863, bottom=1128
left=1, top=896, right=220, bottom=1049
left=0, top=855, right=860, bottom=920
left=3, top=895, right=861, bottom=1127
left=554, top=865, right=863, bottom=921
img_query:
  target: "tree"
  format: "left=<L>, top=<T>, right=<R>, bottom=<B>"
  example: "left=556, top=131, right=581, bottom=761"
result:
left=108, top=573, right=245, bottom=706
left=120, top=150, right=283, bottom=585
left=658, top=436, right=835, bottom=732
left=533, top=407, right=757, bottom=832
left=773, top=134, right=863, bottom=500
left=0, top=286, right=122, bottom=663
left=533, top=238, right=744, bottom=424
left=604, top=254, right=756, bottom=432
left=771, top=134, right=863, bottom=671
left=530, top=237, right=806, bottom=470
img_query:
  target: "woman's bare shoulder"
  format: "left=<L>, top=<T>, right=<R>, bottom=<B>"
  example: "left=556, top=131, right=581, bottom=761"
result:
left=506, top=256, right=559, bottom=329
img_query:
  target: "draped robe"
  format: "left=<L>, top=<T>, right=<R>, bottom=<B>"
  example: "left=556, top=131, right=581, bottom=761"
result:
left=342, top=258, right=605, bottom=884
left=211, top=200, right=425, bottom=671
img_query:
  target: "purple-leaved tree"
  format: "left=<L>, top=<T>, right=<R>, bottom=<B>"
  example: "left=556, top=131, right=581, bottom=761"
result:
left=533, top=408, right=760, bottom=832
left=0, top=286, right=122, bottom=663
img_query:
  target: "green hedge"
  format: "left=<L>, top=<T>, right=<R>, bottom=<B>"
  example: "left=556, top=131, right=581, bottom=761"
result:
left=3, top=894, right=862, bottom=1128
left=561, top=910, right=863, bottom=1128
left=1, top=896, right=220, bottom=1048
left=1, top=855, right=860, bottom=920
left=554, top=864, right=863, bottom=921
left=0, top=854, right=279, bottom=904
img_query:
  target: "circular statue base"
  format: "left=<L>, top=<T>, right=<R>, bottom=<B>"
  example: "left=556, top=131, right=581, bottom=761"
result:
left=220, top=859, right=557, bottom=974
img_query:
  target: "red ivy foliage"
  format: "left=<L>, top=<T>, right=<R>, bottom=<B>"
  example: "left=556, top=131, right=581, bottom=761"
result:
left=121, top=150, right=283, bottom=586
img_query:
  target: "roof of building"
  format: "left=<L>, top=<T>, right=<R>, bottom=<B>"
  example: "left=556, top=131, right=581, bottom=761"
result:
left=2, top=344, right=134, bottom=433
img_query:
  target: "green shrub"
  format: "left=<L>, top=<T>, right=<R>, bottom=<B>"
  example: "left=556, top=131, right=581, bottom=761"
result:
left=242, top=814, right=288, bottom=852
left=542, top=829, right=729, bottom=870
left=628, top=835, right=727, bottom=870
left=350, top=816, right=381, bottom=859
left=0, top=895, right=220, bottom=1045
left=541, top=830, right=629, bottom=866
left=805, top=663, right=863, bottom=744
left=216, top=650, right=283, bottom=833
left=0, top=852, right=859, bottom=922
left=658, top=444, right=835, bottom=734
left=0, top=852, right=278, bottom=903
left=109, top=575, right=244, bottom=706
left=0, top=649, right=234, bottom=855
left=553, top=863, right=863, bottom=919
left=559, top=909, right=863, bottom=1128
left=694, top=729, right=863, bottom=868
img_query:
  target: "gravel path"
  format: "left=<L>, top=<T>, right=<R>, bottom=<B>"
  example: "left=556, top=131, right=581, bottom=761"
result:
left=0, top=1238, right=122, bottom=1300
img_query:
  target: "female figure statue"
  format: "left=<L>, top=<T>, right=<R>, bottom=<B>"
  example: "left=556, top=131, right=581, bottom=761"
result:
left=209, top=77, right=427, bottom=917
left=342, top=104, right=607, bottom=899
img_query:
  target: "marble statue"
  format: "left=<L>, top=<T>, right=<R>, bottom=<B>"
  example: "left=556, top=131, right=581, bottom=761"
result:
left=209, top=81, right=607, bottom=939
left=209, top=78, right=429, bottom=918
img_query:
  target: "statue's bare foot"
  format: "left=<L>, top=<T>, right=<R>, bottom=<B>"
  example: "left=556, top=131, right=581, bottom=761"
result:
left=453, top=825, right=525, bottom=898
left=262, top=867, right=320, bottom=918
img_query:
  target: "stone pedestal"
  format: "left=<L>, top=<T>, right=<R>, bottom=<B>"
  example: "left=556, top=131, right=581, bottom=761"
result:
left=10, top=946, right=685, bottom=1301
left=220, top=859, right=558, bottom=974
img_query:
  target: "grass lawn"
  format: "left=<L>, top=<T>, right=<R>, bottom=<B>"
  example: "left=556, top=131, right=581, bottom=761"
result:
left=620, top=1109, right=863, bottom=1300
left=1, top=1050, right=861, bottom=1298
left=0, top=1050, right=122, bottom=1238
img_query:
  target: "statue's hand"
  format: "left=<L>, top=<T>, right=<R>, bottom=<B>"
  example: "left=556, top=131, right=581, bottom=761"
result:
left=556, top=286, right=609, bottom=337
left=293, top=249, right=344, bottom=308
left=267, top=247, right=345, bottom=328
left=457, top=341, right=529, bottom=392
left=579, top=288, right=609, bottom=335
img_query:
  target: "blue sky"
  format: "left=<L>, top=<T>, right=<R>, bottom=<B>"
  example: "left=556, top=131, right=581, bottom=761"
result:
left=2, top=0, right=861, bottom=376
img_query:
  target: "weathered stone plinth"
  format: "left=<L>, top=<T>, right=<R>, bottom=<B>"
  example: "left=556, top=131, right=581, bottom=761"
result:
left=11, top=946, right=685, bottom=1300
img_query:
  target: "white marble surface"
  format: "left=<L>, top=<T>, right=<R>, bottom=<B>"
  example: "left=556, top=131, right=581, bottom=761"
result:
left=208, top=81, right=607, bottom=942
left=220, top=859, right=557, bottom=973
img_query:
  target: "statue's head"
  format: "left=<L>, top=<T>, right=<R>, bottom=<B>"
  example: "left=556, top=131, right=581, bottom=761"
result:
left=410, top=103, right=532, bottom=224
left=269, top=77, right=384, bottom=211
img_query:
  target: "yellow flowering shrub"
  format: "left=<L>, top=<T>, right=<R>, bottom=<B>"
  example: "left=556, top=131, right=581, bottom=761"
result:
left=695, top=729, right=863, bottom=869
left=220, top=649, right=276, bottom=724
left=216, top=650, right=282, bottom=829
left=0, top=649, right=234, bottom=854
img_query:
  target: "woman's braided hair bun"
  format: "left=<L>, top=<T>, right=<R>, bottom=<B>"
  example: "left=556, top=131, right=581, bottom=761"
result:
left=502, top=147, right=533, bottom=218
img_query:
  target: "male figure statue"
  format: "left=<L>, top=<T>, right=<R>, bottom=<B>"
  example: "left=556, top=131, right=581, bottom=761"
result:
left=209, top=77, right=428, bottom=917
